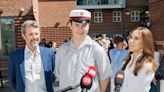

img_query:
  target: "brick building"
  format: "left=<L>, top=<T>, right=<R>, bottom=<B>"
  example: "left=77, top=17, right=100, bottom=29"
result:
left=149, top=0, right=164, bottom=54
left=78, top=0, right=148, bottom=37
left=0, top=0, right=75, bottom=57
left=0, top=0, right=163, bottom=88
left=0, top=0, right=163, bottom=57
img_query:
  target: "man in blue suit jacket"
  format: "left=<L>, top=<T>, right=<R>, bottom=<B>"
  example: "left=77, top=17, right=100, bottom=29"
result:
left=8, top=20, right=55, bottom=92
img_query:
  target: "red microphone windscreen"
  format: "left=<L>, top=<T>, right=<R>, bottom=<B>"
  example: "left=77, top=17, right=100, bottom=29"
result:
left=116, top=74, right=124, bottom=79
left=82, top=76, right=92, bottom=86
left=86, top=66, right=97, bottom=78
left=115, top=70, right=124, bottom=86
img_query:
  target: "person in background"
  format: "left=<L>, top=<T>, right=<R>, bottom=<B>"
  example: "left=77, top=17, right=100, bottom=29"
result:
left=109, top=34, right=128, bottom=92
left=51, top=41, right=57, bottom=54
left=101, top=34, right=110, bottom=53
left=39, top=38, right=49, bottom=48
left=8, top=20, right=55, bottom=92
left=150, top=42, right=160, bottom=92
left=101, top=34, right=108, bottom=42
left=55, top=9, right=112, bottom=92
left=120, top=27, right=158, bottom=92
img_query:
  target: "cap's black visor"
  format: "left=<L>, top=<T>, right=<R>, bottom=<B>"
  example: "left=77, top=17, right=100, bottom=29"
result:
left=72, top=19, right=90, bottom=24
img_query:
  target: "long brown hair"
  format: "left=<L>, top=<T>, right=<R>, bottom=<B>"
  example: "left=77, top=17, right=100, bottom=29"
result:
left=122, top=27, right=157, bottom=76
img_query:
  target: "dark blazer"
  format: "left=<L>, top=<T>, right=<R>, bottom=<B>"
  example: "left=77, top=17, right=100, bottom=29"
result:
left=8, top=46, right=55, bottom=92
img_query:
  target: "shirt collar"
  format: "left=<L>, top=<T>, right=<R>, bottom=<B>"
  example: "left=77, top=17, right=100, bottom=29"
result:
left=69, top=35, right=93, bottom=49
left=25, top=45, right=40, bottom=55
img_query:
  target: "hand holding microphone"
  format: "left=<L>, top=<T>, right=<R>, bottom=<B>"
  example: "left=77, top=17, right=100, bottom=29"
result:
left=114, top=70, right=124, bottom=92
left=80, top=66, right=97, bottom=92
left=56, top=66, right=97, bottom=92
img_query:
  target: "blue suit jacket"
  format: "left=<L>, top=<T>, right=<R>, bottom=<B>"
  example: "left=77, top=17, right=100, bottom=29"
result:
left=8, top=46, right=55, bottom=92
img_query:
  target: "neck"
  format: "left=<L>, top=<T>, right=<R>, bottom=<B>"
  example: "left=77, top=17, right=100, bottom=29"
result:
left=116, top=46, right=123, bottom=51
left=117, top=47, right=123, bottom=51
left=28, top=46, right=37, bottom=54
left=72, top=37, right=85, bottom=48
left=133, top=50, right=143, bottom=60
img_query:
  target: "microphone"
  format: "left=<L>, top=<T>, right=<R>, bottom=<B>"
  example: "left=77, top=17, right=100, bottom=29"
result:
left=114, top=70, right=124, bottom=92
left=56, top=66, right=97, bottom=92
left=85, top=66, right=97, bottom=78
left=80, top=66, right=97, bottom=92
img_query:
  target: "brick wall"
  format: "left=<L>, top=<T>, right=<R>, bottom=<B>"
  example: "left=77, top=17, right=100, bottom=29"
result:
left=41, top=27, right=71, bottom=47
left=149, top=0, right=164, bottom=51
left=0, top=0, right=33, bottom=16
left=149, top=0, right=164, bottom=41
left=38, top=0, right=76, bottom=27
left=89, top=9, right=140, bottom=34
left=126, top=0, right=148, bottom=7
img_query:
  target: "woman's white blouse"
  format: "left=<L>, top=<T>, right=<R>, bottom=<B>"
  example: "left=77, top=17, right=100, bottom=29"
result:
left=120, top=55, right=155, bottom=92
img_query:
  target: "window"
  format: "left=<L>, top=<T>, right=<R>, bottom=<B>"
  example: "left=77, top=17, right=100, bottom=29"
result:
left=0, top=18, right=15, bottom=56
left=112, top=11, right=122, bottom=22
left=94, top=11, right=103, bottom=23
left=113, top=0, right=119, bottom=4
left=131, top=11, right=140, bottom=22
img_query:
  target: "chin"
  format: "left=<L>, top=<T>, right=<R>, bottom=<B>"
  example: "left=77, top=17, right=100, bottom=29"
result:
left=32, top=43, right=39, bottom=47
left=128, top=48, right=134, bottom=52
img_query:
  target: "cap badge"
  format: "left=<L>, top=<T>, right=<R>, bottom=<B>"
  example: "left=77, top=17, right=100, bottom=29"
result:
left=80, top=12, right=84, bottom=16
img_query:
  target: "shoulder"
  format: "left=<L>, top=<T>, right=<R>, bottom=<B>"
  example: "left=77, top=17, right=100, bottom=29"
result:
left=144, top=62, right=153, bottom=70
left=92, top=41, right=106, bottom=54
left=110, top=48, right=116, bottom=52
left=9, top=48, right=25, bottom=60
left=40, top=46, right=53, bottom=52
left=109, top=48, right=117, bottom=54
left=93, top=41, right=103, bottom=50
left=39, top=46, right=54, bottom=57
left=142, top=61, right=154, bottom=74
left=122, top=49, right=128, bottom=54
left=57, top=42, right=69, bottom=52
left=10, top=48, right=24, bottom=56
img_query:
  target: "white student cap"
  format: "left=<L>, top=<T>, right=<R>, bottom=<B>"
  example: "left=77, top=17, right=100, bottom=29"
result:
left=69, top=9, right=91, bottom=24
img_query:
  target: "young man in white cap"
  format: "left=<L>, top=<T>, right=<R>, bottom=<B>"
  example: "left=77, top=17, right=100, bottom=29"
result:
left=55, top=9, right=112, bottom=92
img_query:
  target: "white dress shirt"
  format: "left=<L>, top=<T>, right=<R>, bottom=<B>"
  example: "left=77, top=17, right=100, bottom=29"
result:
left=55, top=36, right=112, bottom=92
left=120, top=54, right=155, bottom=92
left=24, top=46, right=47, bottom=92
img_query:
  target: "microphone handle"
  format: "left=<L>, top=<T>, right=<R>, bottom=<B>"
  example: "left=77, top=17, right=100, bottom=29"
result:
left=81, top=89, right=87, bottom=92
left=115, top=85, right=121, bottom=92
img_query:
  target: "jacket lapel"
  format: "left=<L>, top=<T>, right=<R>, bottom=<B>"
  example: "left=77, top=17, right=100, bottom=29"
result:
left=19, top=48, right=25, bottom=84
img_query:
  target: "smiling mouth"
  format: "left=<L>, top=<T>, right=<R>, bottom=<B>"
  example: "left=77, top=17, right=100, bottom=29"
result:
left=77, top=31, right=84, bottom=35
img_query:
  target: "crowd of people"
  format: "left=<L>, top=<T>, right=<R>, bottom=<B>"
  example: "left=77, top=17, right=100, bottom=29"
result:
left=7, top=9, right=164, bottom=92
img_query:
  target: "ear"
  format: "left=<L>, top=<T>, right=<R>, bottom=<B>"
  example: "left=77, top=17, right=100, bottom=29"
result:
left=21, top=33, right=26, bottom=40
left=68, top=23, right=73, bottom=30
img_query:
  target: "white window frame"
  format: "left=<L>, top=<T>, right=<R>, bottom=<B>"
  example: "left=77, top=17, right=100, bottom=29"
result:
left=131, top=11, right=140, bottom=22
left=112, top=11, right=122, bottom=22
left=94, top=11, right=103, bottom=23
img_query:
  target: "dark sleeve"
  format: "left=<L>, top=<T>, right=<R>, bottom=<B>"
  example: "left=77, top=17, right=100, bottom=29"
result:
left=155, top=57, right=164, bottom=80
left=8, top=52, right=16, bottom=90
left=51, top=49, right=55, bottom=82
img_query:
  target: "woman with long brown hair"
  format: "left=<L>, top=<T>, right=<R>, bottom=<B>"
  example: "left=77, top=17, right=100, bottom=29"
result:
left=120, top=27, right=157, bottom=92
